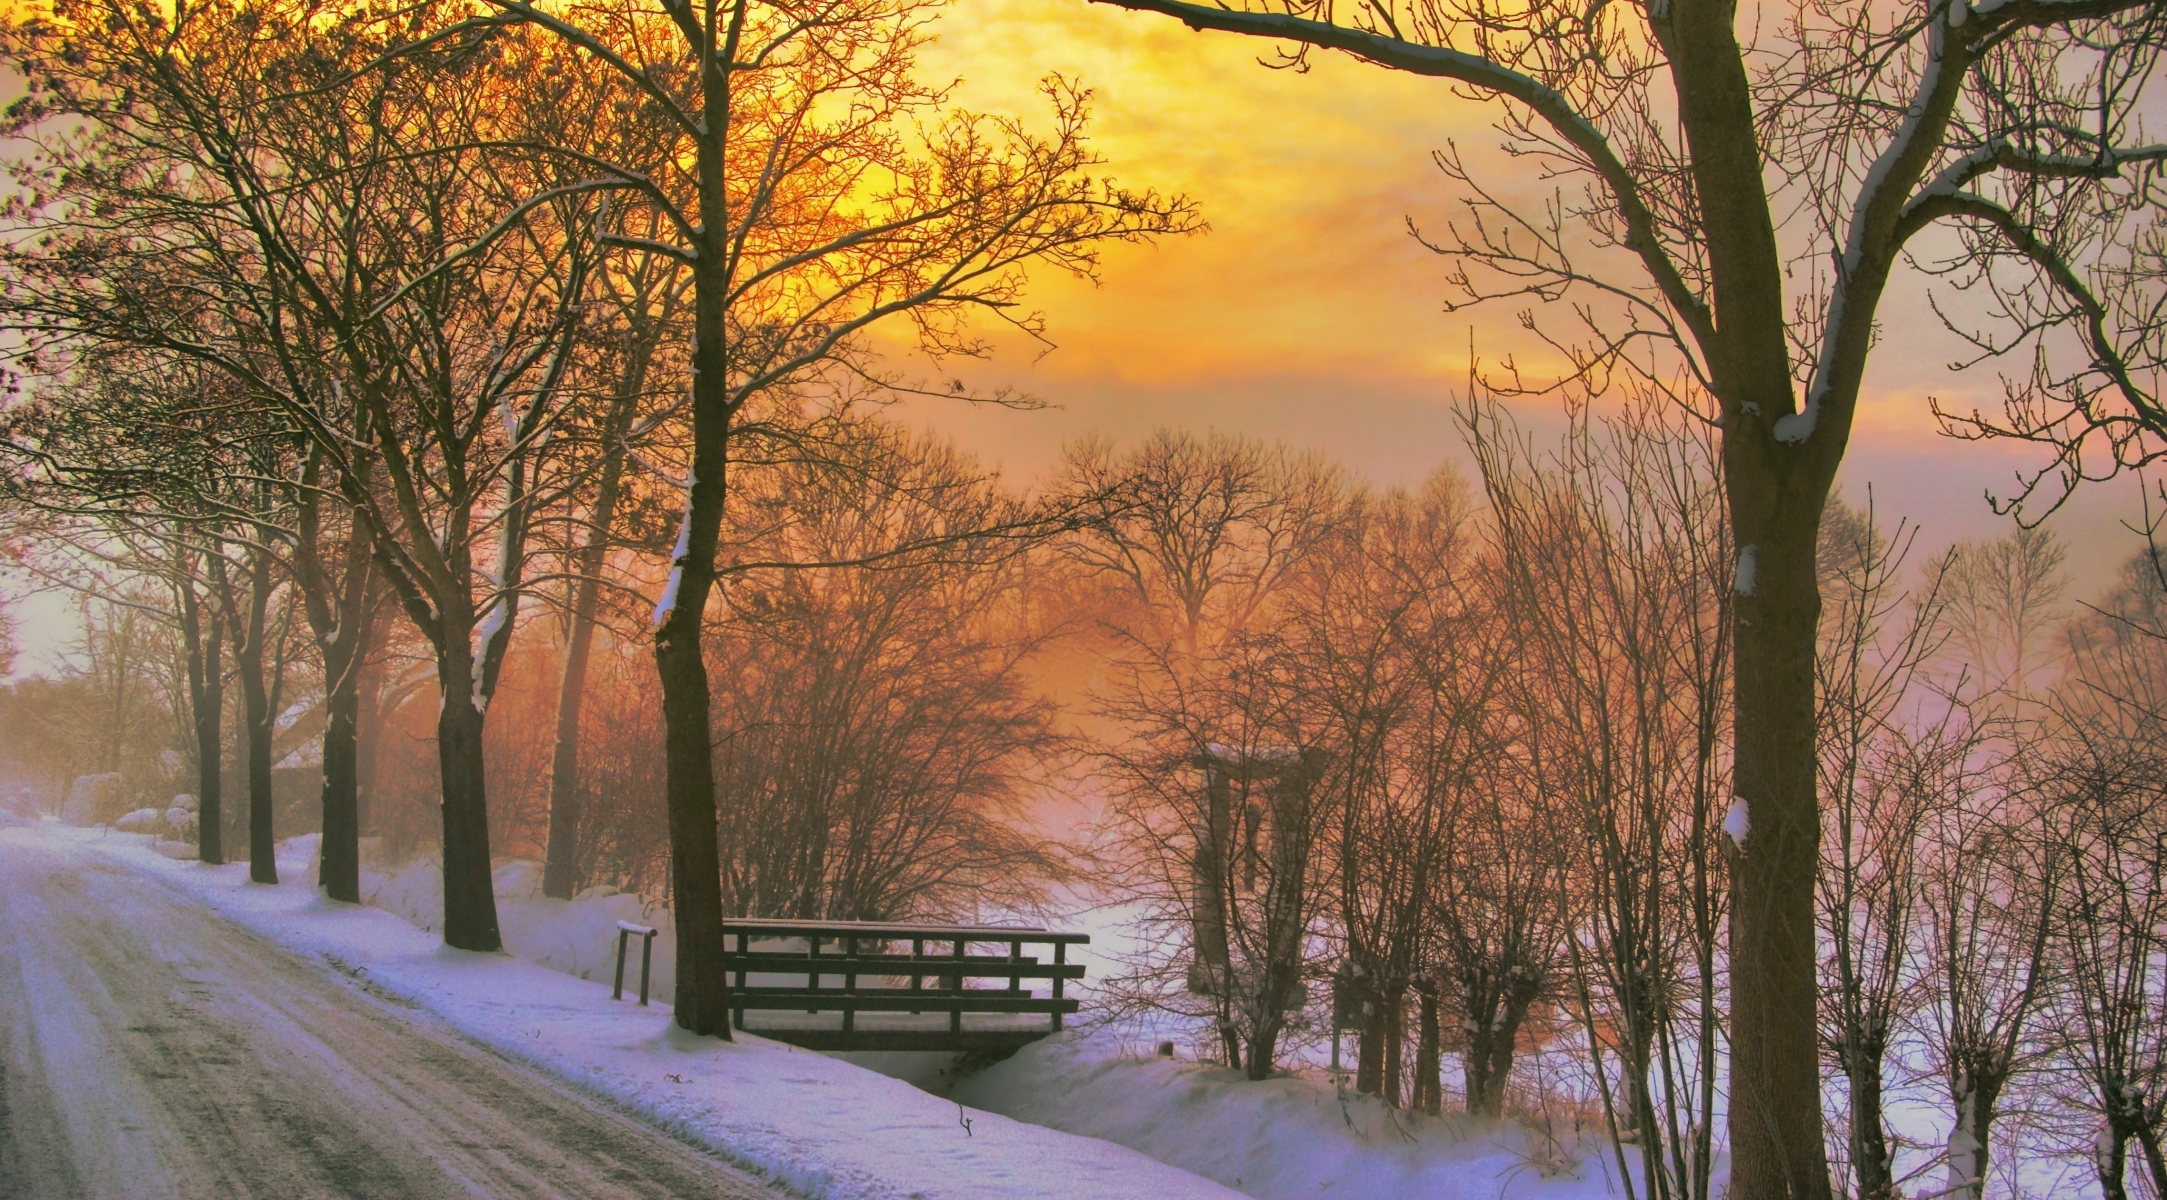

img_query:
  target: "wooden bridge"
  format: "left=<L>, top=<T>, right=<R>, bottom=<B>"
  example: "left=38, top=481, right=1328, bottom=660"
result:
left=721, top=918, right=1088, bottom=1053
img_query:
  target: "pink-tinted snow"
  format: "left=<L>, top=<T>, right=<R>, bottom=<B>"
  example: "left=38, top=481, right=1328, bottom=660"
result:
left=37, top=824, right=1244, bottom=1200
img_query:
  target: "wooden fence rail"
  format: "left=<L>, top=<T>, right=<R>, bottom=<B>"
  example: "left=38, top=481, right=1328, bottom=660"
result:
left=720, top=918, right=1089, bottom=1053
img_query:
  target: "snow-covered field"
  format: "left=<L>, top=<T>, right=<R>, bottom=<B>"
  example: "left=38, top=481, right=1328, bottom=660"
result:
left=38, top=823, right=1245, bottom=1200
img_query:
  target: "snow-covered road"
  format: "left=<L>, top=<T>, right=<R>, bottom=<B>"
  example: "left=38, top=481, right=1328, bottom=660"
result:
left=0, top=833, right=787, bottom=1200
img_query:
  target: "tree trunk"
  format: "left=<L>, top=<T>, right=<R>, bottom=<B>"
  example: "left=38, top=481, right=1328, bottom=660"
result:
left=237, top=641, right=275, bottom=882
left=1356, top=981, right=1386, bottom=1096
left=1381, top=988, right=1405, bottom=1108
left=1194, top=769, right=1233, bottom=996
left=1465, top=982, right=1532, bottom=1118
left=230, top=548, right=277, bottom=886
left=353, top=626, right=387, bottom=838
left=436, top=646, right=502, bottom=952
left=1414, top=985, right=1441, bottom=1116
left=194, top=655, right=225, bottom=864
left=540, top=623, right=597, bottom=899
left=1243, top=946, right=1301, bottom=1081
left=541, top=310, right=648, bottom=900
left=1844, top=1045, right=1894, bottom=1200
left=1662, top=0, right=1843, bottom=1189
left=1464, top=1009, right=1500, bottom=1115
left=296, top=450, right=377, bottom=905
left=651, top=200, right=734, bottom=1034
left=1492, top=992, right=1530, bottom=1114
left=315, top=574, right=372, bottom=903
left=2098, top=1128, right=2131, bottom=1200
left=1725, top=499, right=1832, bottom=1200
left=1950, top=1068, right=2003, bottom=1200
left=655, top=594, right=728, bottom=1032
left=179, top=569, right=225, bottom=865
left=541, top=454, right=629, bottom=900
left=2136, top=1121, right=2167, bottom=1200
left=319, top=671, right=361, bottom=902
left=1243, top=1007, right=1279, bottom=1082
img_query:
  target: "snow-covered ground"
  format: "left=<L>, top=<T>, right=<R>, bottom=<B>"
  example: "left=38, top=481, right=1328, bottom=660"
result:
left=361, top=850, right=1631, bottom=1199
left=0, top=826, right=790, bottom=1198
left=39, top=814, right=1655, bottom=1200
left=360, top=850, right=683, bottom=997
left=37, top=823, right=1245, bottom=1200
left=9, top=770, right=2102, bottom=1200
left=955, top=1033, right=1619, bottom=1200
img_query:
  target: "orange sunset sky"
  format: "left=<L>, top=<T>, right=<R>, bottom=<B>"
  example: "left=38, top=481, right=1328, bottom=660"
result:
left=2, top=0, right=2154, bottom=672
left=890, top=0, right=2158, bottom=603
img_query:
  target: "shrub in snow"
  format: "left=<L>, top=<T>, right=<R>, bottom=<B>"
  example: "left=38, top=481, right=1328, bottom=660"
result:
left=115, top=807, right=163, bottom=833
left=60, top=772, right=128, bottom=826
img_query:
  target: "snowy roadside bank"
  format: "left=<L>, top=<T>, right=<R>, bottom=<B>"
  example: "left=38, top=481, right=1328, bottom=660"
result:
left=309, top=836, right=1633, bottom=1199
left=29, top=823, right=1245, bottom=1200
left=954, top=1034, right=1624, bottom=1200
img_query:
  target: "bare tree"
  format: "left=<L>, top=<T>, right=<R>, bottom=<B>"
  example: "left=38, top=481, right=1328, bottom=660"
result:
left=539, top=236, right=690, bottom=900
left=1428, top=731, right=1567, bottom=1118
left=1067, top=0, right=2167, bottom=1189
left=484, top=0, right=1198, bottom=1035
left=1470, top=394, right=1730, bottom=1200
left=2039, top=559, right=2167, bottom=1200
left=1081, top=431, right=1349, bottom=1076
left=2040, top=732, right=2167, bottom=1200
left=1911, top=527, right=2070, bottom=1200
left=0, top=349, right=315, bottom=879
left=0, top=0, right=608, bottom=936
left=1281, top=473, right=1510, bottom=1107
left=0, top=365, right=230, bottom=858
left=172, top=536, right=231, bottom=863
left=1101, top=645, right=1333, bottom=1079
left=1916, top=725, right=2055, bottom=1200
left=1066, top=430, right=1346, bottom=658
left=1810, top=501, right=1951, bottom=1200
left=217, top=503, right=288, bottom=882
left=710, top=420, right=1063, bottom=923
left=1944, top=528, right=2071, bottom=714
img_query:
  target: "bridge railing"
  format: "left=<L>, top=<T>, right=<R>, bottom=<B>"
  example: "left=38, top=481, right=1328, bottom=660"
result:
left=720, top=918, right=1089, bottom=1052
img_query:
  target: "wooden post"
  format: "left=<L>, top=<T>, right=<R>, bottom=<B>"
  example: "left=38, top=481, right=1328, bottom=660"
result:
left=639, top=929, right=655, bottom=1005
left=732, top=930, right=747, bottom=1031
left=807, top=934, right=821, bottom=1013
left=950, top=938, right=966, bottom=1044
left=1052, top=941, right=1067, bottom=1032
left=613, top=927, right=630, bottom=1000
left=910, top=937, right=924, bottom=1014
left=843, top=935, right=858, bottom=1048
